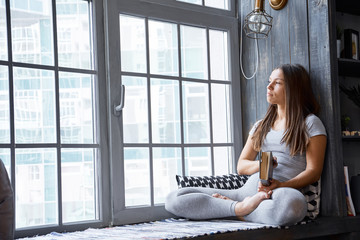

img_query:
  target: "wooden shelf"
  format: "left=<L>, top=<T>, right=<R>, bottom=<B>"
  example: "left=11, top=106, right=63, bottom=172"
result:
left=338, top=58, right=360, bottom=78
left=342, top=136, right=360, bottom=141
left=336, top=0, right=360, bottom=16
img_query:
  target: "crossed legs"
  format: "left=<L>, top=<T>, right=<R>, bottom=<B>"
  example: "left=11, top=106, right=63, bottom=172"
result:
left=165, top=173, right=307, bottom=226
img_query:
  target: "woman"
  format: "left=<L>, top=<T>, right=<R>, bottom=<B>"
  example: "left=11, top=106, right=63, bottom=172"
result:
left=165, top=64, right=327, bottom=226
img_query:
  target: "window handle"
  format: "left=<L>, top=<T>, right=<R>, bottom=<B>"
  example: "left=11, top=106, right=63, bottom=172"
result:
left=114, top=85, right=125, bottom=116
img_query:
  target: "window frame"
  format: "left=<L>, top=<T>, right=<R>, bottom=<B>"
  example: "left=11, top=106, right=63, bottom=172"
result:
left=6, top=0, right=111, bottom=238
left=1, top=0, right=243, bottom=237
left=105, top=0, right=243, bottom=225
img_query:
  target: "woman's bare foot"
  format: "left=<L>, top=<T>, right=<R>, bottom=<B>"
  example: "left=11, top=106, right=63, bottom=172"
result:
left=212, top=191, right=271, bottom=219
left=234, top=191, right=272, bottom=218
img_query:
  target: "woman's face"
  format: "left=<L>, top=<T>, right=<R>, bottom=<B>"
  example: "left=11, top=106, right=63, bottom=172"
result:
left=267, top=68, right=286, bottom=106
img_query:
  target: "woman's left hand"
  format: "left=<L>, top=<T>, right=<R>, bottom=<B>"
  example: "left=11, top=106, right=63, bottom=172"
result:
left=258, top=179, right=282, bottom=192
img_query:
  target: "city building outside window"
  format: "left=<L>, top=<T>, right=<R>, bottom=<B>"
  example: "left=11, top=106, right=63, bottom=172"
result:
left=0, top=0, right=241, bottom=237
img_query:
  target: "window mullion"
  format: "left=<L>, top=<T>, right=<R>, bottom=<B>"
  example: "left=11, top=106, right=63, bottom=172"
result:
left=177, top=24, right=186, bottom=176
left=206, top=27, right=215, bottom=176
left=145, top=18, right=155, bottom=206
left=5, top=0, right=16, bottom=190
left=51, top=0, right=63, bottom=226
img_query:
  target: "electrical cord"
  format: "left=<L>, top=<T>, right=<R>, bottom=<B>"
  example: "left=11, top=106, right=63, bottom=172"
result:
left=239, top=26, right=260, bottom=80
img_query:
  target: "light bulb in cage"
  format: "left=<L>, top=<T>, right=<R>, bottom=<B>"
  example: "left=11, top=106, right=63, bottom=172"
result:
left=243, top=0, right=273, bottom=39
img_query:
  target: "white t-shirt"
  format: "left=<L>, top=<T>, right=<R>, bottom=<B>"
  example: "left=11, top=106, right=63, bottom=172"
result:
left=249, top=114, right=327, bottom=182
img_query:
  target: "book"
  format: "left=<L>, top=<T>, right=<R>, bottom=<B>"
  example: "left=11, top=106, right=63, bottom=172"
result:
left=344, top=166, right=356, bottom=216
left=259, top=151, right=274, bottom=186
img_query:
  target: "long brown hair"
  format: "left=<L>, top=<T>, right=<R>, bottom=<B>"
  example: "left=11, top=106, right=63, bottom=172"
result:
left=252, top=64, right=320, bottom=156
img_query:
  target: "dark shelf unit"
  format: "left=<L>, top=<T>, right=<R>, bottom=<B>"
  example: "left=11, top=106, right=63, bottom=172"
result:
left=336, top=1, right=360, bottom=142
left=336, top=1, right=360, bottom=16
left=338, top=58, right=360, bottom=78
left=342, top=136, right=360, bottom=142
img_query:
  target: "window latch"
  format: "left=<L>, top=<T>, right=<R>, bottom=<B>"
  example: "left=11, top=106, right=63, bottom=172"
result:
left=113, top=85, right=125, bottom=116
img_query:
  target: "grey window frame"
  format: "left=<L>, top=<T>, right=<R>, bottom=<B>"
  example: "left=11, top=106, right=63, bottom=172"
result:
left=3, top=0, right=244, bottom=237
left=105, top=0, right=243, bottom=225
left=7, top=0, right=111, bottom=238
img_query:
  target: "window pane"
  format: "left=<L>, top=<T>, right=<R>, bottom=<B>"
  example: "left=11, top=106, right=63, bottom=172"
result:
left=205, top=0, right=229, bottom=10
left=183, top=81, right=210, bottom=143
left=0, top=148, right=11, bottom=178
left=209, top=30, right=229, bottom=81
left=15, top=148, right=57, bottom=228
left=59, top=72, right=95, bottom=144
left=13, top=67, right=56, bottom=143
left=124, top=147, right=150, bottom=206
left=180, top=25, right=208, bottom=79
left=177, top=0, right=230, bottom=9
left=149, top=20, right=178, bottom=76
left=56, top=0, right=93, bottom=69
left=122, top=76, right=149, bottom=143
left=0, top=66, right=10, bottom=143
left=211, top=83, right=231, bottom=143
left=214, top=146, right=232, bottom=175
left=61, top=148, right=97, bottom=223
left=120, top=15, right=146, bottom=73
left=177, top=0, right=201, bottom=5
left=185, top=147, right=211, bottom=176
left=151, top=78, right=180, bottom=143
left=153, top=147, right=181, bottom=204
left=11, top=0, right=54, bottom=65
left=0, top=0, right=7, bottom=60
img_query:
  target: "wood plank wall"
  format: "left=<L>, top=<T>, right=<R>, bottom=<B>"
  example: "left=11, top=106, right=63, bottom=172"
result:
left=238, top=0, right=347, bottom=217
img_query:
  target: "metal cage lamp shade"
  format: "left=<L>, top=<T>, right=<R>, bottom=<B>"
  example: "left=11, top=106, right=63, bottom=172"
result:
left=243, top=0, right=273, bottom=39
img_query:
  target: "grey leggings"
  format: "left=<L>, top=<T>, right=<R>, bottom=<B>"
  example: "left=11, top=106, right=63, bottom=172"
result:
left=165, top=173, right=307, bottom=226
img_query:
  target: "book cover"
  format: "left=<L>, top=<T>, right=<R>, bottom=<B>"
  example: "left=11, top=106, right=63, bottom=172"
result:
left=259, top=151, right=273, bottom=186
left=344, top=166, right=356, bottom=216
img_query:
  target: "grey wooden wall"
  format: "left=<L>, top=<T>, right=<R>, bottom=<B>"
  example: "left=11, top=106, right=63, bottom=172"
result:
left=238, top=0, right=347, bottom=217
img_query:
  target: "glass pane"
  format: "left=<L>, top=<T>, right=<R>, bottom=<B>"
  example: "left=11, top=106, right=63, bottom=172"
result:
left=61, top=148, right=97, bottom=223
left=214, top=146, right=232, bottom=175
left=13, top=67, right=56, bottom=143
left=185, top=147, right=211, bottom=176
left=56, top=0, right=93, bottom=69
left=124, top=147, right=150, bottom=206
left=211, top=83, right=231, bottom=143
left=153, top=147, right=182, bottom=204
left=0, top=148, right=11, bottom=178
left=120, top=15, right=146, bottom=73
left=151, top=78, right=180, bottom=143
left=11, top=0, right=54, bottom=65
left=0, top=66, right=10, bottom=143
left=180, top=25, right=208, bottom=79
left=15, top=148, right=57, bottom=228
left=205, top=0, right=229, bottom=10
left=209, top=30, right=229, bottom=81
left=59, top=72, right=95, bottom=144
left=177, top=0, right=201, bottom=5
left=0, top=0, right=7, bottom=60
left=149, top=20, right=178, bottom=76
left=182, top=81, right=210, bottom=143
left=122, top=76, right=149, bottom=143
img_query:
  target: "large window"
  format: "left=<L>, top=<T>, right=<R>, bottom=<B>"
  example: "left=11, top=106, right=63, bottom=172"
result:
left=0, top=0, right=241, bottom=237
left=0, top=0, right=106, bottom=237
left=107, top=0, right=240, bottom=225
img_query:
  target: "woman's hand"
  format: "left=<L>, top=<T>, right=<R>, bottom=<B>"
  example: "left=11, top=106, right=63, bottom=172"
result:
left=272, top=156, right=278, bottom=168
left=258, top=179, right=282, bottom=192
